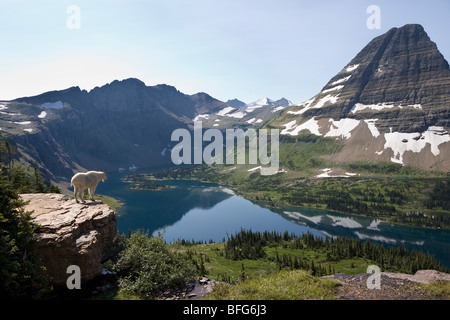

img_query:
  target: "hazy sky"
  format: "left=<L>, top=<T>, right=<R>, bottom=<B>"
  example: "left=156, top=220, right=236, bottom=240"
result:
left=0, top=0, right=449, bottom=104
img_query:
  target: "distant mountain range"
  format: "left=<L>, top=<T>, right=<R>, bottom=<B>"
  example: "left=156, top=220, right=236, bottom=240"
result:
left=1, top=23, right=449, bottom=181
left=226, top=97, right=293, bottom=110
left=0, top=79, right=231, bottom=179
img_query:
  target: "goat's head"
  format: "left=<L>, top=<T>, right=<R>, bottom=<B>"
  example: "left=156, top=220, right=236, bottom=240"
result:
left=102, top=169, right=107, bottom=182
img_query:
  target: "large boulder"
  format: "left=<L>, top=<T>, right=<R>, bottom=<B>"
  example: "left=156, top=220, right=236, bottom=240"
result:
left=21, top=193, right=118, bottom=286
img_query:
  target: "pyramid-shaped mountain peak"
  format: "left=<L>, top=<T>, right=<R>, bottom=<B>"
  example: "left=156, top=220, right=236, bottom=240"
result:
left=290, top=24, right=450, bottom=131
left=277, top=24, right=450, bottom=170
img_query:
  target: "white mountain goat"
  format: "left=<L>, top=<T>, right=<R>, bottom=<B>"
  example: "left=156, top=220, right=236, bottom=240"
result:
left=71, top=170, right=107, bottom=203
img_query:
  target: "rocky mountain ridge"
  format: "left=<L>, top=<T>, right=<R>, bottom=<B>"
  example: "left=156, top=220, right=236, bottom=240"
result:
left=272, top=24, right=450, bottom=170
left=1, top=79, right=231, bottom=181
left=1, top=24, right=449, bottom=179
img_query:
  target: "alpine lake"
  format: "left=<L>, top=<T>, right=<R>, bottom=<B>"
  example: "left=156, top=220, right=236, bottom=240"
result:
left=97, top=167, right=450, bottom=268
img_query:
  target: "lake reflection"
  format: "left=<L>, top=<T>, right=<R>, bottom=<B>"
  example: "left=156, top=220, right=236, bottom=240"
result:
left=98, top=171, right=450, bottom=268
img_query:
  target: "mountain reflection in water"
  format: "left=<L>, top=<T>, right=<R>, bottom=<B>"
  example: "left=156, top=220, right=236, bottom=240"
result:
left=98, top=171, right=450, bottom=268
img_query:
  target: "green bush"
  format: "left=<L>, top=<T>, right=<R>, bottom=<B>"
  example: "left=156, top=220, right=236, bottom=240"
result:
left=112, top=231, right=197, bottom=299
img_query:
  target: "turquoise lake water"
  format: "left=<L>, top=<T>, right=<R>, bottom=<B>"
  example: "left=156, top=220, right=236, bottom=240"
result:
left=97, top=169, right=450, bottom=268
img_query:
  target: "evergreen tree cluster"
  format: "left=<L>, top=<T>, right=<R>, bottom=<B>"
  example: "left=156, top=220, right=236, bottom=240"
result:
left=0, top=135, right=52, bottom=299
left=424, top=179, right=450, bottom=211
left=224, top=229, right=267, bottom=260
left=271, top=252, right=335, bottom=276
left=223, top=229, right=447, bottom=275
left=0, top=134, right=61, bottom=194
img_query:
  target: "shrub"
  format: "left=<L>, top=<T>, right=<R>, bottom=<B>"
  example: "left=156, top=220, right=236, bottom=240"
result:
left=112, top=231, right=197, bottom=299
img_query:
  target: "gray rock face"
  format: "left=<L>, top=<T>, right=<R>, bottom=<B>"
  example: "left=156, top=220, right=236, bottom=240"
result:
left=21, top=193, right=118, bottom=286
left=8, top=79, right=231, bottom=181
left=308, top=24, right=450, bottom=132
left=276, top=24, right=450, bottom=170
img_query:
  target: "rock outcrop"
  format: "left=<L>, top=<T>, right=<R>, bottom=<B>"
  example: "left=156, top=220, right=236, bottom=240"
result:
left=21, top=193, right=118, bottom=286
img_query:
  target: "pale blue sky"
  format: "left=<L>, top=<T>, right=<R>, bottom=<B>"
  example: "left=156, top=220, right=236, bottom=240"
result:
left=0, top=0, right=449, bottom=104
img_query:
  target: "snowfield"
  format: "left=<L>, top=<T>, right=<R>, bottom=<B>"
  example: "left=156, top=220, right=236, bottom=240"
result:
left=312, top=94, right=339, bottom=109
left=331, top=75, right=352, bottom=86
left=272, top=106, right=285, bottom=112
left=281, top=117, right=359, bottom=139
left=227, top=111, right=246, bottom=119
left=351, top=102, right=423, bottom=114
left=315, top=168, right=359, bottom=178
left=193, top=114, right=210, bottom=121
left=346, top=64, right=359, bottom=72
left=324, top=118, right=360, bottom=139
left=280, top=114, right=450, bottom=165
left=287, top=97, right=316, bottom=115
left=364, top=119, right=380, bottom=138
left=216, top=106, right=235, bottom=116
left=382, top=126, right=450, bottom=164
left=322, top=85, right=344, bottom=94
left=281, top=120, right=297, bottom=135
left=38, top=111, right=47, bottom=119
left=282, top=117, right=321, bottom=136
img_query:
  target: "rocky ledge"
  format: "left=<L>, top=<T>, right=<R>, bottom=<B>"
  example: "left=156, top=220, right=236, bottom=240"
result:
left=21, top=193, right=118, bottom=286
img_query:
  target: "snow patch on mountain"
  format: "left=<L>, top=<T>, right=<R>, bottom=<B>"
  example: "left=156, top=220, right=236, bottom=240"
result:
left=281, top=117, right=360, bottom=139
left=315, top=168, right=359, bottom=179
left=272, top=106, right=285, bottom=112
left=287, top=98, right=316, bottom=115
left=331, top=75, right=352, bottom=86
left=346, top=64, right=359, bottom=72
left=381, top=126, right=450, bottom=165
left=351, top=102, right=423, bottom=114
left=227, top=110, right=246, bottom=119
left=38, top=111, right=47, bottom=119
left=282, top=117, right=321, bottom=136
left=324, top=118, right=360, bottom=139
left=364, top=119, right=380, bottom=138
left=281, top=120, right=297, bottom=135
left=322, top=85, right=344, bottom=94
left=216, top=106, right=235, bottom=116
left=312, top=94, right=339, bottom=109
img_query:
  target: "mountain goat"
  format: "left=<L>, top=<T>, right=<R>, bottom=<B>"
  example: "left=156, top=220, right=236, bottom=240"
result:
left=71, top=170, right=107, bottom=203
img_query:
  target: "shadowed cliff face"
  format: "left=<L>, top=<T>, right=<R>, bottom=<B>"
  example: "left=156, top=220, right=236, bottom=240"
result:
left=303, top=24, right=450, bottom=132
left=275, top=24, right=450, bottom=170
left=6, top=79, right=230, bottom=180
